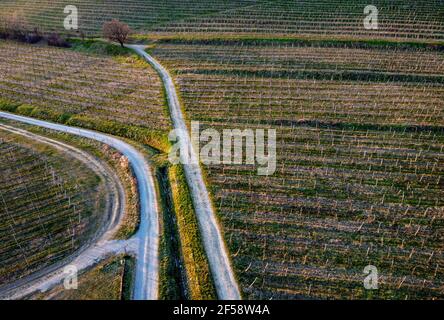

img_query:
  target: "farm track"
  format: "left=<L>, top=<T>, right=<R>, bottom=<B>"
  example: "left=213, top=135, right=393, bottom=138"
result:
left=0, top=112, right=159, bottom=300
left=127, top=45, right=241, bottom=300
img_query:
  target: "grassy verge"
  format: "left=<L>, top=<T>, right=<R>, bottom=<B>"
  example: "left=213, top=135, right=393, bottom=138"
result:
left=69, top=38, right=132, bottom=56
left=102, top=145, right=140, bottom=239
left=121, top=255, right=136, bottom=300
left=157, top=166, right=189, bottom=299
left=68, top=38, right=152, bottom=69
left=168, top=164, right=217, bottom=300
left=0, top=98, right=170, bottom=153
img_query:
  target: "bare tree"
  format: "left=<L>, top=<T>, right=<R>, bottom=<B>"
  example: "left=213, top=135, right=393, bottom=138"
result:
left=102, top=19, right=131, bottom=47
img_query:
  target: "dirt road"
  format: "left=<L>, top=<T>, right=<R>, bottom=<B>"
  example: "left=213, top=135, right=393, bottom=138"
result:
left=127, top=45, right=241, bottom=300
left=0, top=113, right=159, bottom=300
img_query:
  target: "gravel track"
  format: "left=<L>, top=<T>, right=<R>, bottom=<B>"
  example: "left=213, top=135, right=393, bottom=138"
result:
left=127, top=45, right=241, bottom=300
left=0, top=113, right=159, bottom=300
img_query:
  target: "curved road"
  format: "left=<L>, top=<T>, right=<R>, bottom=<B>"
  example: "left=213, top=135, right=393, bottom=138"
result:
left=0, top=112, right=159, bottom=300
left=128, top=45, right=241, bottom=300
left=0, top=122, right=127, bottom=299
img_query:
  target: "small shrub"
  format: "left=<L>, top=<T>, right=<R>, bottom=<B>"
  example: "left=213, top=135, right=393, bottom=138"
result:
left=2, top=12, right=29, bottom=41
left=47, top=33, right=70, bottom=48
left=25, top=28, right=43, bottom=44
left=0, top=14, right=44, bottom=44
left=16, top=104, right=35, bottom=115
left=0, top=98, right=20, bottom=112
left=0, top=23, right=7, bottom=39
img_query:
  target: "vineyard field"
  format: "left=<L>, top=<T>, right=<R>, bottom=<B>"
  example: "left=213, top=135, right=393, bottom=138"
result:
left=0, top=0, right=443, bottom=301
left=1, top=1, right=442, bottom=41
left=0, top=40, right=170, bottom=149
left=153, top=0, right=444, bottom=41
left=0, top=128, right=105, bottom=285
left=151, top=39, right=444, bottom=299
left=0, top=0, right=258, bottom=36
